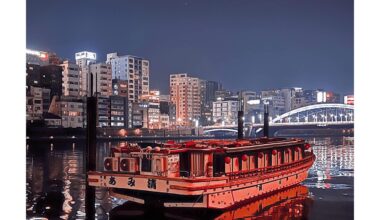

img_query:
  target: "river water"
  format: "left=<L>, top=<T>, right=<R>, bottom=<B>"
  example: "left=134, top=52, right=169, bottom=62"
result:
left=26, top=136, right=354, bottom=220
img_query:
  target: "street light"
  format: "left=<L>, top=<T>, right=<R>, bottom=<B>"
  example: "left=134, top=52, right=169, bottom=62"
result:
left=348, top=113, right=353, bottom=121
left=313, top=115, right=317, bottom=122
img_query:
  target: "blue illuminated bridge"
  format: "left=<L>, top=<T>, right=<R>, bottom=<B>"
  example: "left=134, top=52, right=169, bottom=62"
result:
left=201, top=103, right=354, bottom=137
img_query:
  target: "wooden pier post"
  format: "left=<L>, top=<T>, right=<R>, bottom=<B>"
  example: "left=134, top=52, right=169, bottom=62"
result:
left=263, top=102, right=269, bottom=137
left=85, top=74, right=97, bottom=219
left=237, top=92, right=244, bottom=139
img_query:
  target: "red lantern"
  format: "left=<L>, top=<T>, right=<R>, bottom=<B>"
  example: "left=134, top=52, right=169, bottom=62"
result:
left=286, top=148, right=291, bottom=153
left=242, top=154, right=248, bottom=161
left=305, top=143, right=311, bottom=150
left=272, top=150, right=277, bottom=155
left=185, top=141, right=196, bottom=148
left=258, top=152, right=264, bottom=158
left=224, top=157, right=231, bottom=164
left=167, top=140, right=175, bottom=144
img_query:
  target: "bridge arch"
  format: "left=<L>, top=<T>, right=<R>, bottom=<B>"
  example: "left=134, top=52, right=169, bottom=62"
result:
left=271, top=103, right=354, bottom=123
left=203, top=128, right=238, bottom=134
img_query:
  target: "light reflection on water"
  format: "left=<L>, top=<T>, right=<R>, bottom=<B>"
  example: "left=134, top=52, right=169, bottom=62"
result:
left=26, top=136, right=353, bottom=220
left=303, top=137, right=354, bottom=190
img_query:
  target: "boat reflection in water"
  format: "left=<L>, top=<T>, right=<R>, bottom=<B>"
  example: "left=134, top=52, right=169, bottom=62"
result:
left=109, top=185, right=312, bottom=220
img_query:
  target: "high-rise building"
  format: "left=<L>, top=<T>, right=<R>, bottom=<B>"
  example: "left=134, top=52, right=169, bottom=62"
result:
left=97, top=96, right=110, bottom=127
left=212, top=98, right=239, bottom=125
left=27, top=63, right=63, bottom=109
left=200, top=80, right=222, bottom=125
left=239, top=90, right=259, bottom=114
left=160, top=95, right=176, bottom=128
left=261, top=89, right=286, bottom=117
left=132, top=102, right=148, bottom=128
left=202, top=81, right=222, bottom=106
left=75, top=51, right=97, bottom=97
left=49, top=97, right=84, bottom=128
left=26, top=64, right=41, bottom=89
left=75, top=51, right=97, bottom=69
left=215, top=89, right=234, bottom=101
left=142, top=90, right=161, bottom=129
left=303, top=89, right=324, bottom=104
left=40, top=65, right=63, bottom=99
left=344, top=95, right=354, bottom=105
left=280, top=88, right=303, bottom=111
left=88, top=63, right=112, bottom=97
left=326, top=91, right=341, bottom=103
left=112, top=79, right=128, bottom=97
left=110, top=95, right=129, bottom=127
left=48, top=52, right=62, bottom=65
left=170, top=73, right=201, bottom=127
left=26, top=49, right=49, bottom=66
left=26, top=86, right=51, bottom=121
left=108, top=53, right=150, bottom=102
left=60, top=61, right=80, bottom=97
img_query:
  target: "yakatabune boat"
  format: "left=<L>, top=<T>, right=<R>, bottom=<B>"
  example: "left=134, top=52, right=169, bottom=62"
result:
left=88, top=137, right=315, bottom=209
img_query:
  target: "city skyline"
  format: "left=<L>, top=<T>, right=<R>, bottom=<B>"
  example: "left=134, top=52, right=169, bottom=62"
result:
left=27, top=0, right=353, bottom=95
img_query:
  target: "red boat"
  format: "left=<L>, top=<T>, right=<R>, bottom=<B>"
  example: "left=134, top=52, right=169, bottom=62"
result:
left=88, top=137, right=315, bottom=209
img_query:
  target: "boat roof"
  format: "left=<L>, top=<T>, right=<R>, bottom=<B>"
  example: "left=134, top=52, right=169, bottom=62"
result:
left=112, top=137, right=306, bottom=154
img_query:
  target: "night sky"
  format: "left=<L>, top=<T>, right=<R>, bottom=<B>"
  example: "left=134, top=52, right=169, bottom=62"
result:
left=27, top=0, right=353, bottom=95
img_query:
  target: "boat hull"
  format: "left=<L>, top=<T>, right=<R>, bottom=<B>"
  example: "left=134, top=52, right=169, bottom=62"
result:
left=100, top=155, right=314, bottom=209
left=111, top=165, right=308, bottom=209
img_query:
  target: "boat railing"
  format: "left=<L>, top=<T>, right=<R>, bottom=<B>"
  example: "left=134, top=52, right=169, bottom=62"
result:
left=226, top=155, right=315, bottom=180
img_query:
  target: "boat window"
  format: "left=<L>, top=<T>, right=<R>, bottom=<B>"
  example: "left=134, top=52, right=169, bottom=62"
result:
left=213, top=154, right=225, bottom=177
left=190, top=152, right=205, bottom=177
left=141, top=157, right=152, bottom=172
left=179, top=152, right=190, bottom=177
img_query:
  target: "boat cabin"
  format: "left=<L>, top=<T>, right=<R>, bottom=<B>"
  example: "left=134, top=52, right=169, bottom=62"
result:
left=103, top=138, right=313, bottom=179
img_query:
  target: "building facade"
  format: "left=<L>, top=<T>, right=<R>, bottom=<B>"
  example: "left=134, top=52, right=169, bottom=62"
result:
left=212, top=98, right=239, bottom=125
left=112, top=79, right=128, bottom=97
left=344, top=95, right=354, bottom=105
left=26, top=86, right=51, bottom=121
left=75, top=51, right=96, bottom=69
left=97, top=96, right=110, bottom=127
left=49, top=97, right=84, bottom=128
left=88, top=63, right=112, bottom=97
left=61, top=61, right=80, bottom=97
left=108, top=53, right=150, bottom=103
left=160, top=95, right=176, bottom=128
left=40, top=65, right=63, bottom=99
left=261, top=89, right=286, bottom=117
left=142, top=90, right=161, bottom=129
left=110, top=95, right=129, bottom=127
left=170, top=73, right=201, bottom=127
left=75, top=51, right=97, bottom=97
left=26, top=49, right=49, bottom=66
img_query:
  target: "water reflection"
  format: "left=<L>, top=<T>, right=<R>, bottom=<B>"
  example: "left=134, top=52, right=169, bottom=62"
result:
left=26, top=136, right=354, bottom=220
left=26, top=142, right=126, bottom=219
left=303, top=137, right=354, bottom=190
left=108, top=185, right=312, bottom=220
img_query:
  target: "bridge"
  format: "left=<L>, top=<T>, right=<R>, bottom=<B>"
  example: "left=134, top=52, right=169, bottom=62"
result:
left=202, top=103, right=354, bottom=137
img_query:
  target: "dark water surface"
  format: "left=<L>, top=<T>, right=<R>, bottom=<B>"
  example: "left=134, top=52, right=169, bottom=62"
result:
left=26, top=136, right=354, bottom=220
